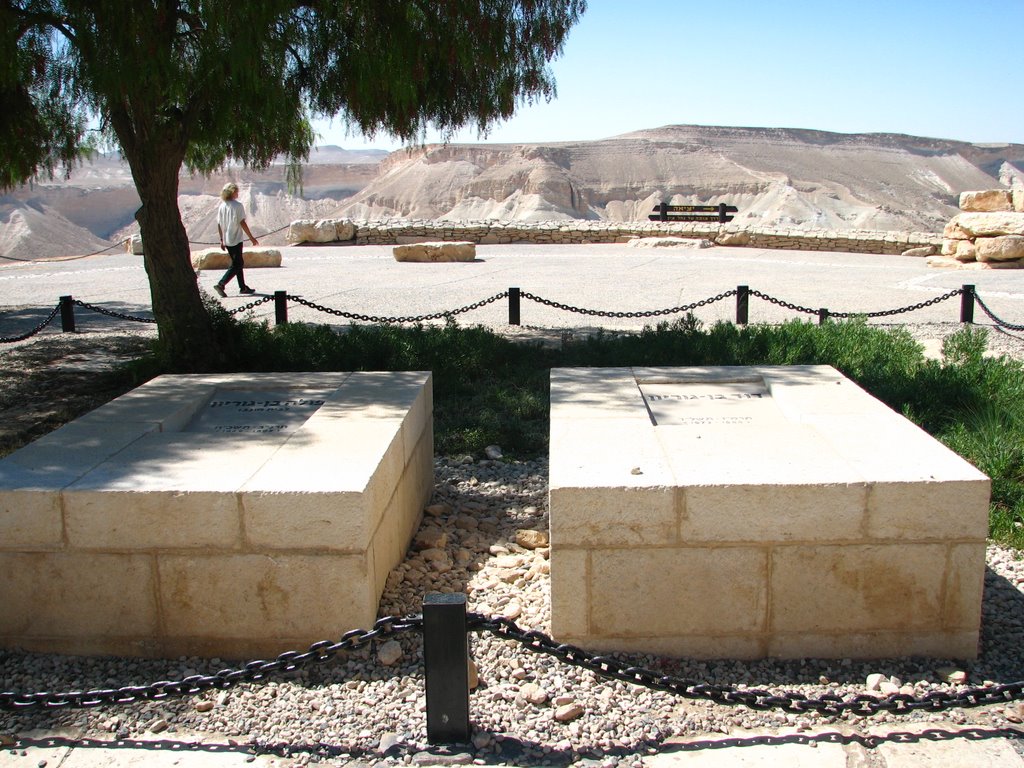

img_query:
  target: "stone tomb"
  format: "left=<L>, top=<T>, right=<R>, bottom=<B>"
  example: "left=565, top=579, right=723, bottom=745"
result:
left=0, top=371, right=432, bottom=658
left=549, top=366, right=990, bottom=660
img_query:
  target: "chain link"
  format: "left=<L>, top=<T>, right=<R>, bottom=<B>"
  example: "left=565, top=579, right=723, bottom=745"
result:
left=749, top=288, right=964, bottom=319
left=469, top=615, right=1024, bottom=717
left=227, top=295, right=276, bottom=316
left=3, top=613, right=1023, bottom=717
left=189, top=224, right=292, bottom=246
left=72, top=299, right=157, bottom=324
left=0, top=304, right=61, bottom=344
left=0, top=616, right=423, bottom=711
left=285, top=291, right=509, bottom=325
left=518, top=290, right=737, bottom=319
left=975, top=294, right=1024, bottom=332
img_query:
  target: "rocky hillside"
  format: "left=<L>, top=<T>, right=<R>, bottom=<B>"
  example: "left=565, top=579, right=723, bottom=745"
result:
left=335, top=125, right=1024, bottom=232
left=0, top=147, right=384, bottom=261
left=3, top=126, right=1023, bottom=261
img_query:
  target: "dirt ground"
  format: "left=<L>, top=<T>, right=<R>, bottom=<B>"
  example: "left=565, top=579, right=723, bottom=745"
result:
left=0, top=329, right=155, bottom=456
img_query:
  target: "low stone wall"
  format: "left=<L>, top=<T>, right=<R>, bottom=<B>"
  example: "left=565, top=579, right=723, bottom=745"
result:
left=284, top=218, right=941, bottom=256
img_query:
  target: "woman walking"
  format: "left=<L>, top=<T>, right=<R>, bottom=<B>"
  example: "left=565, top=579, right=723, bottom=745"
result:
left=214, top=182, right=259, bottom=296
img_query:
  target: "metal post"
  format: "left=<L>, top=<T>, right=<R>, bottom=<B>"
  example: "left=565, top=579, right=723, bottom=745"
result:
left=59, top=295, right=76, bottom=333
left=423, top=593, right=471, bottom=745
left=509, top=287, right=521, bottom=326
left=960, top=284, right=975, bottom=324
left=718, top=202, right=728, bottom=223
left=659, top=201, right=668, bottom=222
left=736, top=285, right=749, bottom=325
left=818, top=308, right=830, bottom=325
left=274, top=291, right=288, bottom=326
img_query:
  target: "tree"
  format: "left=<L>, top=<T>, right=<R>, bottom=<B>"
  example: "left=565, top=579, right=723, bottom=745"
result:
left=1, top=0, right=586, bottom=370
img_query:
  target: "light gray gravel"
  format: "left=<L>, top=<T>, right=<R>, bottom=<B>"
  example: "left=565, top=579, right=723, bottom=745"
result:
left=1, top=453, right=1022, bottom=767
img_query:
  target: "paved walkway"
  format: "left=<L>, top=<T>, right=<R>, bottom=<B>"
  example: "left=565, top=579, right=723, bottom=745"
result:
left=2, top=242, right=1024, bottom=337
left=2, top=243, right=1024, bottom=765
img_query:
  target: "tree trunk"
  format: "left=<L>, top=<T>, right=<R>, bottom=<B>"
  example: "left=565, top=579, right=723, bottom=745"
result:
left=129, top=144, right=224, bottom=372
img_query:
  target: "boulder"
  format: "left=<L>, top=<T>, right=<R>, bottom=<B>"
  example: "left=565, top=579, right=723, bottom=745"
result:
left=715, top=231, right=751, bottom=247
left=954, top=240, right=977, bottom=262
left=393, top=241, right=476, bottom=262
left=126, top=234, right=144, bottom=255
left=926, top=255, right=963, bottom=269
left=953, top=212, right=1024, bottom=238
left=976, top=235, right=1024, bottom=262
left=940, top=239, right=959, bottom=256
left=1015, top=189, right=1024, bottom=213
left=942, top=216, right=970, bottom=240
left=626, top=236, right=714, bottom=249
left=334, top=219, right=356, bottom=241
left=191, top=247, right=283, bottom=270
left=287, top=219, right=338, bottom=244
left=959, top=190, right=1014, bottom=212
left=901, top=245, right=936, bottom=258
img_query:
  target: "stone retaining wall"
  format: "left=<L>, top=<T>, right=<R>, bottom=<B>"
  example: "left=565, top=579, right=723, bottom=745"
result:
left=347, top=220, right=942, bottom=256
left=285, top=218, right=941, bottom=256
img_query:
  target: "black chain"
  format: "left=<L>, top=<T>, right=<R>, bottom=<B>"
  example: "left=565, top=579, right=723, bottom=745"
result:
left=749, top=288, right=964, bottom=319
left=72, top=299, right=157, bottom=324
left=227, top=295, right=276, bottom=316
left=975, top=293, right=1024, bottom=332
left=469, top=615, right=1024, bottom=717
left=188, top=224, right=292, bottom=246
left=0, top=616, right=422, bottom=711
left=4, top=613, right=1024, bottom=717
left=0, top=304, right=61, bottom=343
left=285, top=291, right=509, bottom=325
left=518, top=290, right=737, bottom=319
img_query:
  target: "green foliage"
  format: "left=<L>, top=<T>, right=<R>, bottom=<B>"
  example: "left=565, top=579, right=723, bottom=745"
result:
left=194, top=314, right=1024, bottom=547
left=1, top=1, right=587, bottom=188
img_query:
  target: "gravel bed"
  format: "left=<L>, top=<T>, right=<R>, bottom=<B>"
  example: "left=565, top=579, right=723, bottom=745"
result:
left=1, top=455, right=1023, bottom=766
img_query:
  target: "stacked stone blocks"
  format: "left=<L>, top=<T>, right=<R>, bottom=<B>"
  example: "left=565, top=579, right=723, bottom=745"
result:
left=548, top=366, right=990, bottom=660
left=931, top=189, right=1024, bottom=269
left=0, top=371, right=433, bottom=659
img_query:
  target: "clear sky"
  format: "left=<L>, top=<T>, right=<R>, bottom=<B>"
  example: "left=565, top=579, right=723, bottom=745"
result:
left=311, top=0, right=1024, bottom=151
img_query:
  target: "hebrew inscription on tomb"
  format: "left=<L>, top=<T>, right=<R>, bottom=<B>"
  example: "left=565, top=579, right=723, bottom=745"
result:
left=185, top=389, right=330, bottom=435
left=639, top=379, right=777, bottom=426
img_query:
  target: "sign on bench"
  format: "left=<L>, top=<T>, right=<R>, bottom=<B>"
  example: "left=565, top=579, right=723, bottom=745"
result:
left=649, top=202, right=738, bottom=223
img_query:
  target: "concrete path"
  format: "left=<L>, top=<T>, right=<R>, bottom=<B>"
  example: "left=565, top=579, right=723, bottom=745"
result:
left=2, top=243, right=1024, bottom=337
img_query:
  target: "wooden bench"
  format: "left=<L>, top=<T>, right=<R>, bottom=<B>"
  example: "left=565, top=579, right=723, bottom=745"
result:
left=649, top=202, right=738, bottom=223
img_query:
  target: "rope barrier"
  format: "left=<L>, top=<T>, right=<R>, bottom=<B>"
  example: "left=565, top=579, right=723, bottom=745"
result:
left=0, top=224, right=293, bottom=265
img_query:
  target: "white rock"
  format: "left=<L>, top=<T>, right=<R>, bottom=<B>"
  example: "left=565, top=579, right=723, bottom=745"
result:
left=519, top=682, right=549, bottom=705
left=393, top=241, right=476, bottom=262
left=626, top=236, right=714, bottom=249
left=954, top=240, right=977, bottom=262
left=191, top=247, right=282, bottom=270
left=377, top=640, right=403, bottom=666
left=976, top=235, right=1024, bottom=262
left=554, top=703, right=584, bottom=722
left=287, top=219, right=338, bottom=244
left=866, top=673, right=886, bottom=691
left=901, top=245, right=936, bottom=258
left=516, top=529, right=549, bottom=549
left=959, top=189, right=1014, bottom=212
left=126, top=234, right=144, bottom=255
left=954, top=211, right=1024, bottom=238
left=715, top=231, right=751, bottom=246
left=484, top=445, right=503, bottom=460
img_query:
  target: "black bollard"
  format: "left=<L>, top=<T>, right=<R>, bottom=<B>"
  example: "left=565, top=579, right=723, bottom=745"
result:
left=736, top=285, right=749, bottom=325
left=960, top=284, right=975, bottom=324
left=508, top=287, right=521, bottom=326
left=59, top=295, right=76, bottom=333
left=423, top=593, right=471, bottom=745
left=274, top=291, right=288, bottom=326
